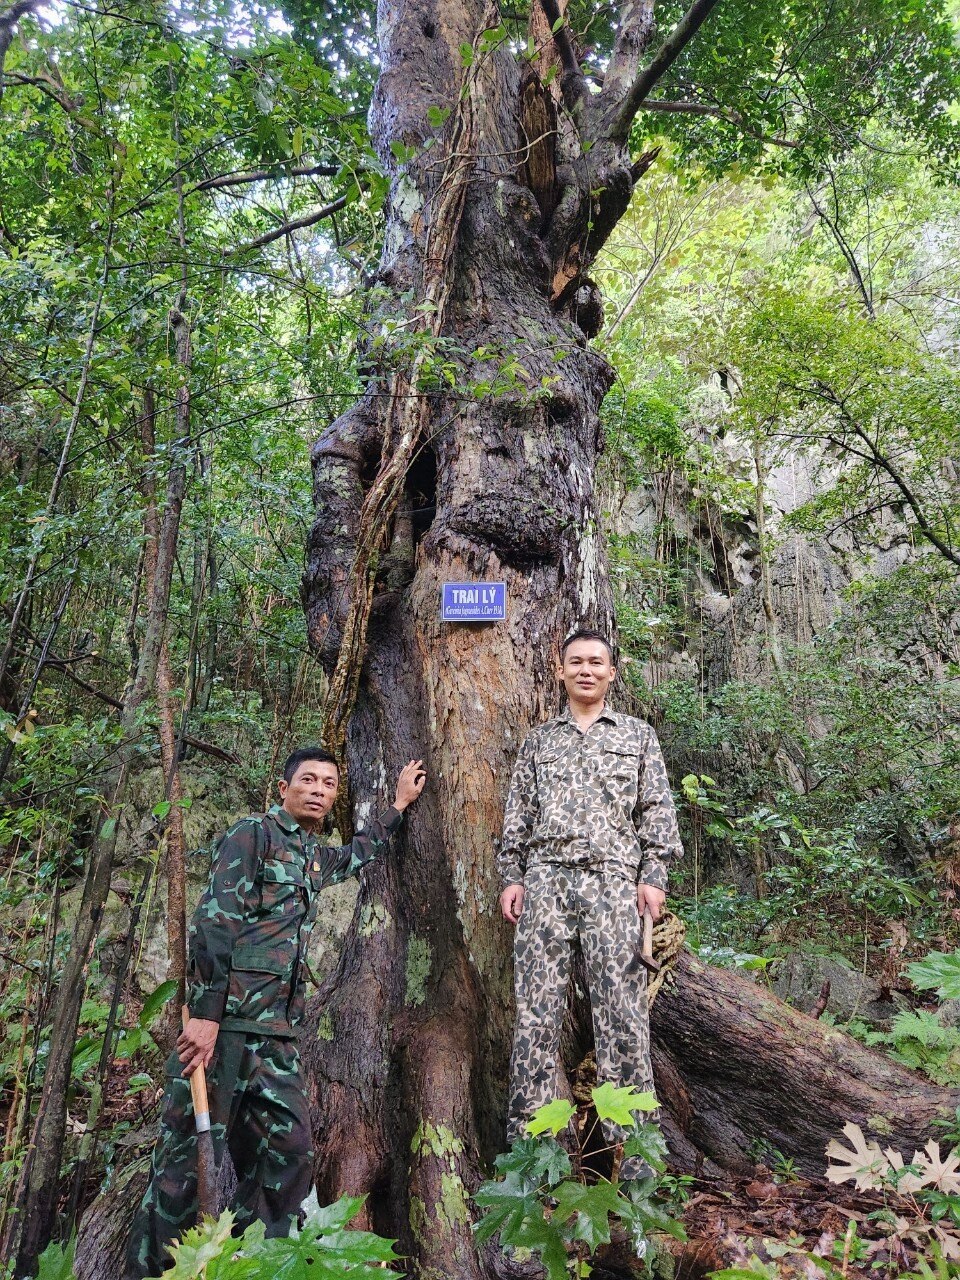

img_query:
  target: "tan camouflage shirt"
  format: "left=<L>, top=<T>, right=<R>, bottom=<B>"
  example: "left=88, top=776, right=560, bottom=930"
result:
left=498, top=705, right=682, bottom=891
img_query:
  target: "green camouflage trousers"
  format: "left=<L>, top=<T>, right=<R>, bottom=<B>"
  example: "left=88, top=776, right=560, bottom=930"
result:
left=126, top=1032, right=312, bottom=1280
left=508, top=864, right=656, bottom=1177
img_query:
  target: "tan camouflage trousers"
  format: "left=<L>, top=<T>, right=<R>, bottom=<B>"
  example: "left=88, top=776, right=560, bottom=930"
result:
left=508, top=864, right=656, bottom=1177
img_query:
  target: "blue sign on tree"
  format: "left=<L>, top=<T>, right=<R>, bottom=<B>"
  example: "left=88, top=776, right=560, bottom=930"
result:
left=441, top=582, right=507, bottom=623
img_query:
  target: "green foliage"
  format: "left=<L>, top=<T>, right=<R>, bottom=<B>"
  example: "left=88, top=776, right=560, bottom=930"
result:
left=673, top=766, right=927, bottom=954
left=637, top=0, right=960, bottom=180
left=474, top=1087, right=683, bottom=1278
left=708, top=1242, right=960, bottom=1279
left=115, top=979, right=179, bottom=1060
left=591, top=1082, right=658, bottom=1127
left=865, top=1011, right=960, bottom=1086
left=901, top=1247, right=960, bottom=1280
left=603, top=368, right=692, bottom=482
left=36, top=1235, right=76, bottom=1280
left=909, top=952, right=960, bottom=1001
left=525, top=1099, right=576, bottom=1137
left=159, top=1196, right=399, bottom=1280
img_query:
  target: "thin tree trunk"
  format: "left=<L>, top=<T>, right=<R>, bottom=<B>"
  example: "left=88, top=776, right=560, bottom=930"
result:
left=139, top=388, right=188, bottom=1025
left=8, top=311, right=192, bottom=1275
left=0, top=221, right=113, bottom=694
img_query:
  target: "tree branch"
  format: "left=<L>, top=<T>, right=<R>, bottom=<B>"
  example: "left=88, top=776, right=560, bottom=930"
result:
left=0, top=0, right=39, bottom=103
left=3, top=69, right=110, bottom=137
left=602, top=1, right=655, bottom=108
left=806, top=177, right=875, bottom=317
left=537, top=0, right=587, bottom=109
left=812, top=386, right=960, bottom=571
left=233, top=195, right=349, bottom=253
left=642, top=98, right=800, bottom=148
left=608, top=0, right=723, bottom=143
left=846, top=422, right=960, bottom=570
left=190, top=163, right=338, bottom=193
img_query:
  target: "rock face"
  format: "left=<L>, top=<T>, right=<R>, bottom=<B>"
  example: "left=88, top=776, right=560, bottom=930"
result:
left=772, top=951, right=903, bottom=1028
left=600, top=408, right=952, bottom=892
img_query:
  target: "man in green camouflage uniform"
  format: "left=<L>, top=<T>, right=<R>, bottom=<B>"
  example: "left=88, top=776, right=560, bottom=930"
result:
left=127, top=748, right=426, bottom=1279
left=498, top=632, right=681, bottom=1176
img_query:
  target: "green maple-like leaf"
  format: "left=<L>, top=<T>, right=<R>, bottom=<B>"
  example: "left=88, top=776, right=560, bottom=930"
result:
left=591, top=1082, right=658, bottom=1126
left=251, top=1225, right=399, bottom=1280
left=622, top=1122, right=668, bottom=1171
left=299, top=1191, right=367, bottom=1232
left=158, top=1211, right=249, bottom=1280
left=552, top=1180, right=622, bottom=1250
left=509, top=1213, right=569, bottom=1280
left=533, top=1136, right=572, bottom=1186
left=618, top=1179, right=687, bottom=1249
left=473, top=1199, right=525, bottom=1246
left=493, top=1135, right=571, bottom=1188
left=476, top=1181, right=568, bottom=1280
left=525, top=1098, right=576, bottom=1136
left=475, top=1168, right=535, bottom=1204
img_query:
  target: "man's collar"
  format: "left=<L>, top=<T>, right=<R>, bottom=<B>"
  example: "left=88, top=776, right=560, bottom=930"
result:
left=269, top=804, right=301, bottom=833
left=559, top=702, right=619, bottom=727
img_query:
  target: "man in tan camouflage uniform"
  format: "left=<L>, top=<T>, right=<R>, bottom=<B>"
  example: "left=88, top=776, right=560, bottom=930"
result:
left=498, top=631, right=681, bottom=1176
left=127, top=747, right=426, bottom=1279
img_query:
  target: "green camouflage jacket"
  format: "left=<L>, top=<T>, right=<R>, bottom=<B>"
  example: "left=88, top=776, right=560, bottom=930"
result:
left=498, top=705, right=682, bottom=891
left=187, top=803, right=402, bottom=1037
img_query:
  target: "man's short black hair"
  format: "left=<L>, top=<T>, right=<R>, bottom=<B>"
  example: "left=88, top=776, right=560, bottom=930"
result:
left=560, top=629, right=615, bottom=662
left=282, top=746, right=340, bottom=783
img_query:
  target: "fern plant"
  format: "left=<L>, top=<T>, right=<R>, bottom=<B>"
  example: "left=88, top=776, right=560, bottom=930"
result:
left=866, top=1011, right=960, bottom=1086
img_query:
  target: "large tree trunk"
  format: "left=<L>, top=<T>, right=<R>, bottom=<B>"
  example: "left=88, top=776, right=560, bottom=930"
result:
left=300, top=4, right=617, bottom=1279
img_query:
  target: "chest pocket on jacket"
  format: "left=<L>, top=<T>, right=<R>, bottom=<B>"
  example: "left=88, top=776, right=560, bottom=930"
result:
left=536, top=748, right=566, bottom=795
left=258, top=855, right=305, bottom=912
left=601, top=748, right=640, bottom=813
left=537, top=748, right=581, bottom=830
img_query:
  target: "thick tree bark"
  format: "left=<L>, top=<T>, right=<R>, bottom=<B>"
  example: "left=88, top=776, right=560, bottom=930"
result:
left=300, top=5, right=617, bottom=1279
